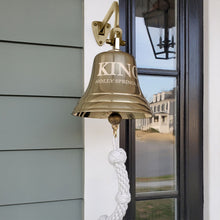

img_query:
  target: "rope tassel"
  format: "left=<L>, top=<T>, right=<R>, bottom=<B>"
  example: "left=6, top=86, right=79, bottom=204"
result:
left=99, top=135, right=131, bottom=220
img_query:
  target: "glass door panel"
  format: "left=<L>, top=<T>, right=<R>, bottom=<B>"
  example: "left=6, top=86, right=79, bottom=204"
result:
left=136, top=76, right=177, bottom=194
left=136, top=198, right=177, bottom=220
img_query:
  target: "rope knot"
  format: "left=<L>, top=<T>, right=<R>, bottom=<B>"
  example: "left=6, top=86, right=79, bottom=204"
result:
left=116, top=192, right=131, bottom=204
left=108, top=148, right=127, bottom=164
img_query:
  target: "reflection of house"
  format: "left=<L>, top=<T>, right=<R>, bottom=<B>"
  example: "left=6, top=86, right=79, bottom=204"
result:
left=136, top=89, right=175, bottom=133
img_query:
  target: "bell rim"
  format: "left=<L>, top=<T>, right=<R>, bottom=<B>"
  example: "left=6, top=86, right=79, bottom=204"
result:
left=72, top=110, right=152, bottom=119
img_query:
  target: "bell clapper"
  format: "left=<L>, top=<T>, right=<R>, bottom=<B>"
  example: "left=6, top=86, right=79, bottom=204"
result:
left=112, top=124, right=118, bottom=138
left=108, top=112, right=122, bottom=137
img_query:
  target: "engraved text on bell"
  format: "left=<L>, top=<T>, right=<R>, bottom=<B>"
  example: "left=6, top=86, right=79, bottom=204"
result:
left=97, top=62, right=137, bottom=79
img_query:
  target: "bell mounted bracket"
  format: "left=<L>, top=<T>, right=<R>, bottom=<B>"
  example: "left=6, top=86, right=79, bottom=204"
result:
left=92, top=21, right=111, bottom=46
left=91, top=1, right=126, bottom=47
left=106, top=27, right=126, bottom=47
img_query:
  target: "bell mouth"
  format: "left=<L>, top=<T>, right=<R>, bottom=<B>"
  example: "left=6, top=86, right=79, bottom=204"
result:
left=73, top=111, right=152, bottom=120
left=72, top=93, right=152, bottom=119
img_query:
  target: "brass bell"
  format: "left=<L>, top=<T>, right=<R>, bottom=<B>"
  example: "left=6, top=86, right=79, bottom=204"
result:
left=73, top=1, right=152, bottom=123
left=72, top=38, right=152, bottom=120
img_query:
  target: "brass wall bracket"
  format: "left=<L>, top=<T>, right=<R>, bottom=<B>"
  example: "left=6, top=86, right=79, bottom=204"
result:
left=92, top=21, right=111, bottom=46
left=92, top=1, right=126, bottom=47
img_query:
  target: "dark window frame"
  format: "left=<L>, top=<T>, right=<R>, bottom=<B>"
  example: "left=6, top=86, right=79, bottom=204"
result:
left=119, top=0, right=203, bottom=219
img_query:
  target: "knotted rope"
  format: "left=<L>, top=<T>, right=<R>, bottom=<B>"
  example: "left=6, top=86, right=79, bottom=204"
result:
left=98, top=133, right=131, bottom=220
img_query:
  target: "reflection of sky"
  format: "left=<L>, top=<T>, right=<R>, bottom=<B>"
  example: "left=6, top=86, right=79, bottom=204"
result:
left=136, top=17, right=176, bottom=70
left=138, top=75, right=176, bottom=102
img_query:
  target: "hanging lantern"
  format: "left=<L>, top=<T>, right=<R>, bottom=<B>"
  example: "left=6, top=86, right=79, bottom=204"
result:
left=72, top=2, right=152, bottom=219
left=142, top=0, right=176, bottom=59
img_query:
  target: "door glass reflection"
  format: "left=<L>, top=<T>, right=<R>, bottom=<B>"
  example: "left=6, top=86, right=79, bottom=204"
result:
left=136, top=75, right=176, bottom=194
left=136, top=198, right=177, bottom=220
left=135, top=0, right=177, bottom=69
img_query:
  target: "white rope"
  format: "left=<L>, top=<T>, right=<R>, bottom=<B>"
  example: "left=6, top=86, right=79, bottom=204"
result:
left=98, top=134, right=131, bottom=220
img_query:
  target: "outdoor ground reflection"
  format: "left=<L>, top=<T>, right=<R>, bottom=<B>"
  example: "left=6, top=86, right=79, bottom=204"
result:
left=136, top=199, right=176, bottom=220
left=135, top=76, right=176, bottom=194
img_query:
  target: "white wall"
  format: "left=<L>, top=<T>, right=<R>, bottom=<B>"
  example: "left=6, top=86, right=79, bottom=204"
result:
left=84, top=1, right=119, bottom=219
left=204, top=0, right=220, bottom=219
left=84, top=0, right=220, bottom=219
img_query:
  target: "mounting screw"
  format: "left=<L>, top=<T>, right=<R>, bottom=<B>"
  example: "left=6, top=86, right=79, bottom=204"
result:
left=99, top=40, right=103, bottom=45
left=106, top=24, right=110, bottom=29
left=93, top=22, right=97, bottom=26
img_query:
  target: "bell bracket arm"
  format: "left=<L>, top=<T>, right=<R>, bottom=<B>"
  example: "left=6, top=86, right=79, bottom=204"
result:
left=100, top=1, right=119, bottom=32
left=92, top=1, right=126, bottom=47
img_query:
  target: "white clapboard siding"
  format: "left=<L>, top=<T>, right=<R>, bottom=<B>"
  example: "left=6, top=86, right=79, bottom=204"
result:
left=0, top=0, right=83, bottom=46
left=0, top=200, right=82, bottom=220
left=0, top=149, right=83, bottom=205
left=0, top=43, right=83, bottom=97
left=0, top=97, right=83, bottom=150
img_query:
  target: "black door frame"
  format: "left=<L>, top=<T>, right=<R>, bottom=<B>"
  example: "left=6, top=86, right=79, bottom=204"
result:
left=119, top=0, right=203, bottom=219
